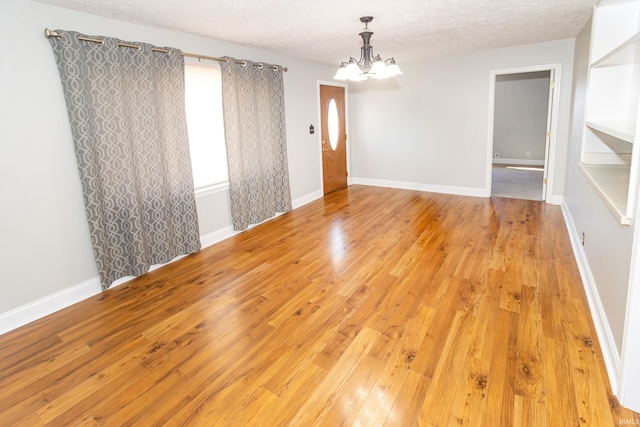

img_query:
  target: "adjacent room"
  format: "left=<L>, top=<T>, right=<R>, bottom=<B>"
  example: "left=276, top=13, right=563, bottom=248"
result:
left=491, top=70, right=551, bottom=201
left=2, top=0, right=640, bottom=424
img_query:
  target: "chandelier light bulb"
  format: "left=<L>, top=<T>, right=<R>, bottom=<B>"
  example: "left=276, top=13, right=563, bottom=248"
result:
left=386, top=58, right=403, bottom=76
left=333, top=62, right=350, bottom=80
left=346, top=58, right=362, bottom=75
left=370, top=56, right=390, bottom=79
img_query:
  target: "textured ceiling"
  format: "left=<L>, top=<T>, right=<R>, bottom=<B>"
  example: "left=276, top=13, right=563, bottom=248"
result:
left=35, top=0, right=596, bottom=65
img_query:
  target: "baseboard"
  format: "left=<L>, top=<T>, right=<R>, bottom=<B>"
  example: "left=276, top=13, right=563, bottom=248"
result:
left=560, top=201, right=621, bottom=392
left=546, top=194, right=563, bottom=205
left=292, top=190, right=323, bottom=209
left=0, top=189, right=325, bottom=336
left=353, top=176, right=562, bottom=206
left=200, top=226, right=236, bottom=248
left=0, top=277, right=102, bottom=336
left=352, top=177, right=486, bottom=198
left=493, top=158, right=545, bottom=166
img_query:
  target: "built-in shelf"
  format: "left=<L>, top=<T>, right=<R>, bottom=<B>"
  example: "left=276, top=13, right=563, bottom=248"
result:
left=591, top=31, right=640, bottom=67
left=581, top=0, right=640, bottom=225
left=586, top=120, right=636, bottom=142
left=581, top=163, right=632, bottom=224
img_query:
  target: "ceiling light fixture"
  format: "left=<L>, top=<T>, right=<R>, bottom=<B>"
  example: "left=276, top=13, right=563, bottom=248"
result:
left=334, top=16, right=403, bottom=82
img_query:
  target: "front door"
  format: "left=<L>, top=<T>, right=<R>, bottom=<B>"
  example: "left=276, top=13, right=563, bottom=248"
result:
left=320, top=85, right=347, bottom=194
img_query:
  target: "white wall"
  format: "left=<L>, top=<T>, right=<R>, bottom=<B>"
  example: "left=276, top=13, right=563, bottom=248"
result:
left=564, top=17, right=633, bottom=363
left=348, top=39, right=575, bottom=199
left=493, top=71, right=550, bottom=163
left=0, top=0, right=335, bottom=319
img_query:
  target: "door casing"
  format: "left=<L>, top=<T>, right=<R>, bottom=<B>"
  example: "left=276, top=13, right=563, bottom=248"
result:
left=486, top=64, right=562, bottom=204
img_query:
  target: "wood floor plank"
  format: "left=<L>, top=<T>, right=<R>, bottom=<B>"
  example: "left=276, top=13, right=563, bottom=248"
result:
left=290, top=327, right=380, bottom=425
left=418, top=310, right=472, bottom=425
left=481, top=309, right=518, bottom=427
left=515, top=284, right=544, bottom=401
left=564, top=298, right=617, bottom=426
left=383, top=369, right=430, bottom=426
left=319, top=354, right=384, bottom=426
left=350, top=357, right=411, bottom=425
left=0, top=342, right=91, bottom=401
left=94, top=370, right=187, bottom=426
left=542, top=335, right=580, bottom=425
left=410, top=275, right=465, bottom=379
left=258, top=363, right=327, bottom=425
left=0, top=186, right=637, bottom=425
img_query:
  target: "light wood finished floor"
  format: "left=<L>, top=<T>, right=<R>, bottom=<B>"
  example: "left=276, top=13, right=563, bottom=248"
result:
left=1, top=186, right=638, bottom=426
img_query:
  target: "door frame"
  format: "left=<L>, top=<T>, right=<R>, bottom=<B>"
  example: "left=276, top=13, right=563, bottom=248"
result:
left=317, top=81, right=350, bottom=193
left=485, top=64, right=562, bottom=203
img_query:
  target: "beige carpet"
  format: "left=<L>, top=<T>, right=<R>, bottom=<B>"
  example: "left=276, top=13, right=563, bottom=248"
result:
left=491, top=164, right=544, bottom=201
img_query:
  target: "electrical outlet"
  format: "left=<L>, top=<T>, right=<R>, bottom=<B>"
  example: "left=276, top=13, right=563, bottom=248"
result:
left=526, top=151, right=531, bottom=157
left=494, top=153, right=500, bottom=159
left=581, top=232, right=585, bottom=246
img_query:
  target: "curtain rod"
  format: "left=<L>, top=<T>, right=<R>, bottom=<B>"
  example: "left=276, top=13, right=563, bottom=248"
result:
left=44, top=29, right=288, bottom=72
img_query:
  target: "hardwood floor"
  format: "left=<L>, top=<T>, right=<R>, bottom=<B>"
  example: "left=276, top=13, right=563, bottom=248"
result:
left=1, top=185, right=638, bottom=426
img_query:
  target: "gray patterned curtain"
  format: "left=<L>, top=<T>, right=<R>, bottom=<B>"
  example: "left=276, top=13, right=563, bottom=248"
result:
left=48, top=30, right=201, bottom=290
left=220, top=57, right=292, bottom=230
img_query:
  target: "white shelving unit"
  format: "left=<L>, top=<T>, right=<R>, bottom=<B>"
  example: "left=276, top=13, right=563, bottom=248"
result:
left=581, top=0, right=640, bottom=225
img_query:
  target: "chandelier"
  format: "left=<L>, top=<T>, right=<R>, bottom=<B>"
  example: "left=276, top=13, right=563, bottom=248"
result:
left=333, top=16, right=403, bottom=82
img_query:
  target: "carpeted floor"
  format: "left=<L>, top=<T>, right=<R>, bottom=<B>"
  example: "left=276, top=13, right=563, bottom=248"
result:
left=491, top=164, right=544, bottom=201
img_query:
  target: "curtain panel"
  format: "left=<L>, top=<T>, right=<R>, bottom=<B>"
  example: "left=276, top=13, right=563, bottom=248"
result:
left=220, top=57, right=292, bottom=231
left=48, top=30, right=201, bottom=290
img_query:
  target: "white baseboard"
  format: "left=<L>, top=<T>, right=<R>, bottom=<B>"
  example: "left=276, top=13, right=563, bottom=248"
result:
left=353, top=176, right=562, bottom=206
left=493, top=158, right=545, bottom=166
left=0, top=189, right=325, bottom=336
left=560, top=201, right=620, bottom=392
left=0, top=251, right=198, bottom=336
left=546, top=194, right=563, bottom=205
left=292, top=190, right=323, bottom=209
left=352, top=177, right=486, bottom=198
left=0, top=276, right=102, bottom=336
left=200, top=226, right=236, bottom=248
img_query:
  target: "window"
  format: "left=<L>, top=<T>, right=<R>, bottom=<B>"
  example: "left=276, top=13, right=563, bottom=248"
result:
left=184, top=60, right=228, bottom=191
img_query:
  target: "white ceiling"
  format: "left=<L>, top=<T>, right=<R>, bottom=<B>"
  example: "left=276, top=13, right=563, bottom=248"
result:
left=36, top=0, right=596, bottom=65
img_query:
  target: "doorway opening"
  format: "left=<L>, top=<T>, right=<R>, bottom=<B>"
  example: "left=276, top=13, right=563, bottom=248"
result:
left=487, top=66, right=560, bottom=202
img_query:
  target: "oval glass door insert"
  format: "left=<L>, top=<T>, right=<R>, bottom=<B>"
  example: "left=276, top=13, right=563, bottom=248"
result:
left=328, top=98, right=339, bottom=150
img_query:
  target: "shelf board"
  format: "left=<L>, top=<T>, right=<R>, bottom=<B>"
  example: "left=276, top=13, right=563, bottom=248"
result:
left=580, top=163, right=632, bottom=225
left=585, top=120, right=636, bottom=142
left=592, top=30, right=640, bottom=67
